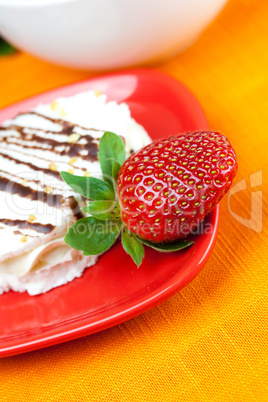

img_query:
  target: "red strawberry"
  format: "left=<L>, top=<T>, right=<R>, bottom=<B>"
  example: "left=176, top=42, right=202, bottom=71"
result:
left=117, top=131, right=238, bottom=243
left=62, top=130, right=238, bottom=266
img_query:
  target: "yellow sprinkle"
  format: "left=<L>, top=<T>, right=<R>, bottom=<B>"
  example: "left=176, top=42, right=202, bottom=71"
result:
left=68, top=168, right=74, bottom=174
left=59, top=107, right=67, bottom=117
left=83, top=171, right=91, bottom=177
left=68, top=133, right=81, bottom=143
left=69, top=157, right=78, bottom=166
left=20, top=236, right=27, bottom=243
left=29, top=215, right=36, bottom=222
left=21, top=179, right=28, bottom=186
left=49, top=162, right=57, bottom=172
left=50, top=101, right=58, bottom=111
left=94, top=89, right=102, bottom=97
left=44, top=186, right=53, bottom=194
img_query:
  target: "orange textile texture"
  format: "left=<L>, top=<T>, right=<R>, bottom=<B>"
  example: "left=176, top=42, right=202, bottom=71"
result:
left=0, top=0, right=268, bottom=400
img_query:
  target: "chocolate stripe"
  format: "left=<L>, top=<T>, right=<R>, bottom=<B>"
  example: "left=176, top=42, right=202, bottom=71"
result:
left=0, top=110, right=101, bottom=162
left=1, top=132, right=99, bottom=162
left=0, top=219, right=54, bottom=234
left=0, top=152, right=61, bottom=180
left=67, top=196, right=84, bottom=221
left=24, top=111, right=102, bottom=132
left=0, top=176, right=63, bottom=208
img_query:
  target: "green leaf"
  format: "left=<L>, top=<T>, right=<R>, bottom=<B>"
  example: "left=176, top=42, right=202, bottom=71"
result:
left=121, top=228, right=145, bottom=267
left=83, top=200, right=120, bottom=220
left=112, top=160, right=122, bottom=182
left=98, top=132, right=126, bottom=183
left=64, top=217, right=122, bottom=255
left=0, top=38, right=16, bottom=56
left=138, top=237, right=194, bottom=253
left=61, top=171, right=114, bottom=200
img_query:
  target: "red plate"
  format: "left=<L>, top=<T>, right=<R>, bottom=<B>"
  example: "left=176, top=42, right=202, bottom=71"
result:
left=0, top=69, right=219, bottom=358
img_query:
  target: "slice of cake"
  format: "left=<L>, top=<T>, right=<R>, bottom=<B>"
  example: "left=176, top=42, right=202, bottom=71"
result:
left=0, top=90, right=151, bottom=295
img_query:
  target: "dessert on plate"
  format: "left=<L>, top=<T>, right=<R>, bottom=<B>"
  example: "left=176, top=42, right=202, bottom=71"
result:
left=0, top=90, right=151, bottom=295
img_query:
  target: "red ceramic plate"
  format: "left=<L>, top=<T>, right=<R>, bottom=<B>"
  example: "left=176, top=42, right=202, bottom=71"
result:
left=0, top=69, right=219, bottom=358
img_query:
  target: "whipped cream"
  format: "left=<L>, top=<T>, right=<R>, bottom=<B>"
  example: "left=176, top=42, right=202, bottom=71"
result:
left=0, top=90, right=151, bottom=295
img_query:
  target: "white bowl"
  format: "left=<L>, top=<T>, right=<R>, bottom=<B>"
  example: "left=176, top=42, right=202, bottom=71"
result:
left=0, top=0, right=227, bottom=70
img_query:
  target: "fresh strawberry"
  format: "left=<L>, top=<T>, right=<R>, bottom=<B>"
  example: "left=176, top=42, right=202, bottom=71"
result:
left=61, top=131, right=237, bottom=266
left=117, top=131, right=237, bottom=243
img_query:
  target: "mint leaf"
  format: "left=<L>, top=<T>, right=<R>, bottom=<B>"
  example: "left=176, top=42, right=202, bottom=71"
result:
left=83, top=200, right=120, bottom=220
left=121, top=228, right=144, bottom=267
left=65, top=217, right=121, bottom=255
left=98, top=132, right=126, bottom=183
left=61, top=171, right=114, bottom=200
left=0, top=38, right=16, bottom=56
left=138, top=237, right=194, bottom=253
left=112, top=160, right=122, bottom=182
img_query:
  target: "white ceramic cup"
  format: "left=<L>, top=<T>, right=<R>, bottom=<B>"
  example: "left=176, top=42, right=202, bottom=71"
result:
left=0, top=0, right=228, bottom=70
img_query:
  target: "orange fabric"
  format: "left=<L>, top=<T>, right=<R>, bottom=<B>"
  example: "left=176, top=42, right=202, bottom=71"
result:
left=0, top=0, right=268, bottom=400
